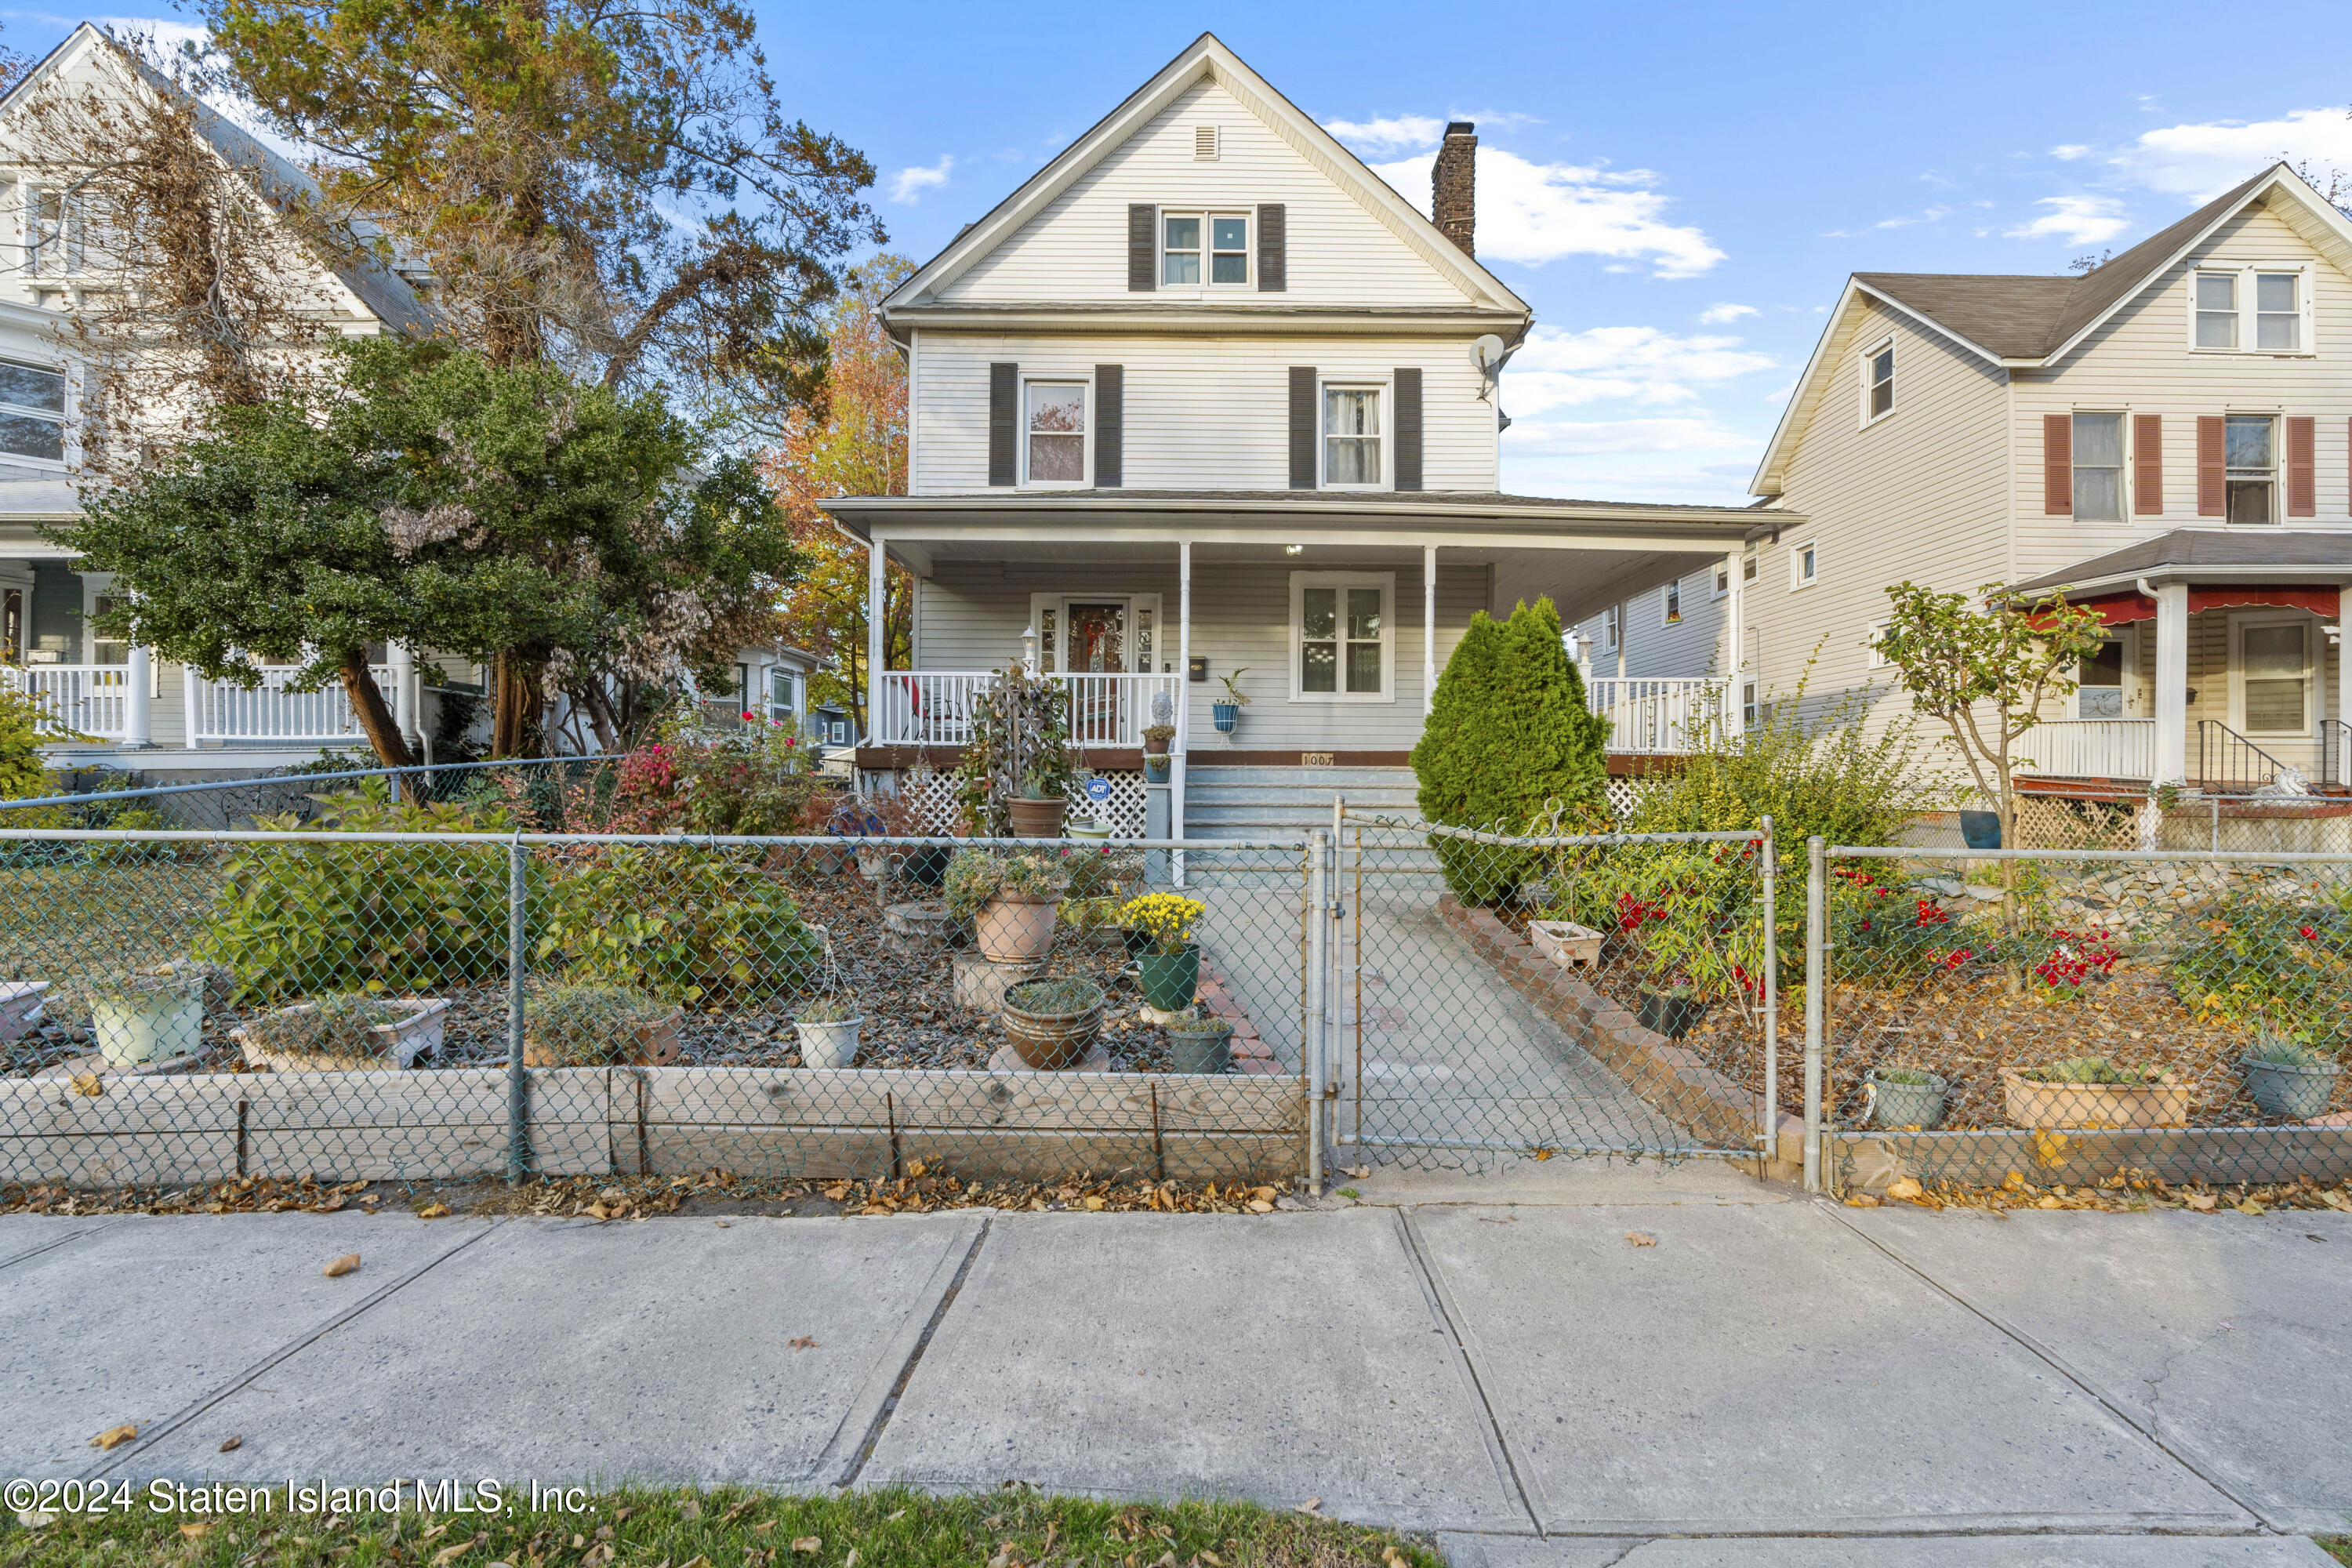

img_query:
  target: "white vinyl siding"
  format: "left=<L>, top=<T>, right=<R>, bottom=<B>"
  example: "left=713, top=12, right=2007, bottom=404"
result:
left=913, top=334, right=1496, bottom=492
left=937, top=77, right=1473, bottom=309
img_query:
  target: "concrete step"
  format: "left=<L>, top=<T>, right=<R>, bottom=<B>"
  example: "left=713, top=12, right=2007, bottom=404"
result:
left=1181, top=766, right=1418, bottom=789
left=1183, top=787, right=1420, bottom=810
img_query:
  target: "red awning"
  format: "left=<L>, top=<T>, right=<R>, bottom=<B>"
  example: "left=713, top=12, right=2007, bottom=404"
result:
left=2035, top=584, right=2346, bottom=626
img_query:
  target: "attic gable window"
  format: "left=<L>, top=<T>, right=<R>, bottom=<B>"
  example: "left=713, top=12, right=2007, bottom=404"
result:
left=1163, top=212, right=1248, bottom=286
left=1860, top=338, right=1894, bottom=423
left=2193, top=263, right=2312, bottom=354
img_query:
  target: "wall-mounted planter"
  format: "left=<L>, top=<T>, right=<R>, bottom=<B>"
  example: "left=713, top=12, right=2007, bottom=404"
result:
left=1143, top=754, right=1173, bottom=783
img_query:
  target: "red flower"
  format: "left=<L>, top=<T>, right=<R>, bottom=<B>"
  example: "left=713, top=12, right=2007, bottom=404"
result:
left=1936, top=947, right=1973, bottom=971
left=2300, top=924, right=2319, bottom=940
left=1914, top=898, right=1951, bottom=927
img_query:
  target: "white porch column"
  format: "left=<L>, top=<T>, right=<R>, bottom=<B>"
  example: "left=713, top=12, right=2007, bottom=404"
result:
left=182, top=664, right=201, bottom=748
left=122, top=644, right=152, bottom=748
left=866, top=533, right=885, bottom=746
left=389, top=641, right=416, bottom=742
left=2153, top=581, right=2189, bottom=786
left=1175, top=540, right=1192, bottom=841
left=1722, top=550, right=1742, bottom=733
left=2339, top=585, right=2352, bottom=782
left=1422, top=544, right=1437, bottom=717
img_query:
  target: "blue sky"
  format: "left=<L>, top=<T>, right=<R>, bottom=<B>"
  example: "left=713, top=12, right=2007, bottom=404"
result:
left=27, top=2, right=2352, bottom=503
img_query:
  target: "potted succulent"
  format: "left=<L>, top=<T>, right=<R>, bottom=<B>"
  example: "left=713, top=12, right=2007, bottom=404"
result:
left=794, top=994, right=864, bottom=1069
left=945, top=848, right=1070, bottom=964
left=1143, top=691, right=1177, bottom=782
left=1161, top=1003, right=1234, bottom=1075
left=1211, top=669, right=1249, bottom=735
left=1864, top=1065, right=1949, bottom=1130
left=1120, top=892, right=1205, bottom=1011
left=522, top=983, right=685, bottom=1067
left=86, top=962, right=208, bottom=1066
left=2238, top=1030, right=2343, bottom=1120
left=1000, top=975, right=1105, bottom=1069
left=1635, top=978, right=1705, bottom=1040
left=2002, top=1057, right=2192, bottom=1130
left=234, top=993, right=452, bottom=1073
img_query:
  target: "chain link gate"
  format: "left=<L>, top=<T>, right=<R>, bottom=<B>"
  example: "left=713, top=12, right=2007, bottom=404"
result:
left=1313, top=804, right=1781, bottom=1173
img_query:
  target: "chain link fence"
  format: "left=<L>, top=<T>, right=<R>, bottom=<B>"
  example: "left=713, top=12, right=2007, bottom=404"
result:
left=0, top=757, right=630, bottom=834
left=1809, top=843, right=2352, bottom=1196
left=1326, top=810, right=1780, bottom=1173
left=0, top=827, right=1311, bottom=1196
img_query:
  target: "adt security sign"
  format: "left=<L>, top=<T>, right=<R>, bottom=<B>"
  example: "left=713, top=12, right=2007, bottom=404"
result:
left=1083, top=777, right=1114, bottom=804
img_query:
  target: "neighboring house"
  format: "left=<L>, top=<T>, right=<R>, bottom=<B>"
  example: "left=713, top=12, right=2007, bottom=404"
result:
left=820, top=32, right=1769, bottom=833
left=1586, top=162, right=2352, bottom=796
left=0, top=23, right=439, bottom=774
left=688, top=643, right=818, bottom=732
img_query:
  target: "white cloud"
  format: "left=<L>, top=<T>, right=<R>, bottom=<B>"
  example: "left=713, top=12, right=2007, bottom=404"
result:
left=1506, top=416, right=1747, bottom=456
left=2004, top=194, right=2132, bottom=244
left=1501, top=416, right=1762, bottom=504
left=1369, top=148, right=1725, bottom=278
left=1875, top=205, right=1951, bottom=229
left=1322, top=114, right=1446, bottom=153
left=1697, top=303, right=1757, bottom=324
left=2106, top=106, right=2352, bottom=201
left=2049, top=143, right=2092, bottom=161
left=887, top=155, right=954, bottom=204
left=1501, top=324, right=1774, bottom=416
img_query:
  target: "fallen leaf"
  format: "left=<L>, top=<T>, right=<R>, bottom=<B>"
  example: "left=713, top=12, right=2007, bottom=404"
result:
left=2187, top=1194, right=2219, bottom=1212
left=89, top=1424, right=137, bottom=1450
left=431, top=1538, right=479, bottom=1566
left=2324, top=1191, right=2352, bottom=1211
left=846, top=1551, right=859, bottom=1568
left=1624, top=1232, right=1657, bottom=1247
left=789, top=1335, right=818, bottom=1350
left=586, top=1203, right=611, bottom=1221
left=1083, top=1196, right=1105, bottom=1211
left=714, top=1220, right=731, bottom=1228
left=218, top=1435, right=242, bottom=1453
left=1886, top=1177, right=1925, bottom=1202
left=678, top=1500, right=702, bottom=1519
left=1246, top=1200, right=1274, bottom=1214
left=1845, top=1195, right=1881, bottom=1207
left=680, top=1556, right=713, bottom=1568
left=1294, top=1497, right=1322, bottom=1515
left=416, top=1203, right=452, bottom=1219
left=13, top=1510, right=55, bottom=1530
left=1531, top=1148, right=1553, bottom=1161
left=1250, top=1186, right=1277, bottom=1201
left=885, top=1509, right=908, bottom=1523
left=2035, top=1195, right=2063, bottom=1209
left=323, top=1253, right=361, bottom=1277
left=793, top=1537, right=822, bottom=1554
left=71, top=1073, right=105, bottom=1098
left=2238, top=1200, right=2266, bottom=1215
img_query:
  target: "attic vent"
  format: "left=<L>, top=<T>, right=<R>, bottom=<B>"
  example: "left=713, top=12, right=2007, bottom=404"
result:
left=1194, top=125, right=1219, bottom=161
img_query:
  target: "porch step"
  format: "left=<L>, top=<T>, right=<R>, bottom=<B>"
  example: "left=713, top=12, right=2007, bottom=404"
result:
left=1180, top=764, right=1424, bottom=840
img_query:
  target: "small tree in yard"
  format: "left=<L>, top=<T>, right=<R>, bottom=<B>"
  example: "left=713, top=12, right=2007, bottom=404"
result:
left=1413, top=597, right=1610, bottom=904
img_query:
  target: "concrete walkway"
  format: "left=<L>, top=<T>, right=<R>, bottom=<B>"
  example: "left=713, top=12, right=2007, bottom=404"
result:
left=4, top=1163, right=2347, bottom=1566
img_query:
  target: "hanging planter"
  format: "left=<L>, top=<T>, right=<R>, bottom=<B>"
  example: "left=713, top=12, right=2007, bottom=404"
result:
left=793, top=996, right=863, bottom=1069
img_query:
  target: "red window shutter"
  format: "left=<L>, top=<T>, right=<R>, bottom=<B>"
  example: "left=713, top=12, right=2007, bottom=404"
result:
left=2042, top=414, right=2071, bottom=514
left=2133, top=414, right=2163, bottom=514
left=2197, top=416, right=2226, bottom=516
left=2287, top=415, right=2317, bottom=517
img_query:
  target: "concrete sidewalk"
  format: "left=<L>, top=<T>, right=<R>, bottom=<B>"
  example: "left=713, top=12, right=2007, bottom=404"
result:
left=4, top=1163, right=2347, bottom=1566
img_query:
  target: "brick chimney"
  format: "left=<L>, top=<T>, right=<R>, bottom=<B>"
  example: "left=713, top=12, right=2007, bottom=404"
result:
left=1432, top=121, right=1477, bottom=256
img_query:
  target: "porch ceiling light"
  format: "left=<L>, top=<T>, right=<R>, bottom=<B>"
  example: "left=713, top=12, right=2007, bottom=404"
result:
left=1284, top=544, right=1303, bottom=555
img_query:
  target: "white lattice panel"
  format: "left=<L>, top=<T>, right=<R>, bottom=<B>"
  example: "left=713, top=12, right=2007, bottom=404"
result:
left=864, top=767, right=1148, bottom=838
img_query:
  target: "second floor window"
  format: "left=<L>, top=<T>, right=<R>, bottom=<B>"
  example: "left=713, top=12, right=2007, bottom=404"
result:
left=1025, top=381, right=1086, bottom=484
left=1864, top=340, right=1893, bottom=420
left=2227, top=414, right=2275, bottom=524
left=1163, top=212, right=1248, bottom=285
left=2194, top=266, right=2308, bottom=353
left=0, top=361, right=65, bottom=463
left=1323, top=385, right=1381, bottom=485
left=1603, top=603, right=1620, bottom=652
left=2072, top=412, right=2124, bottom=521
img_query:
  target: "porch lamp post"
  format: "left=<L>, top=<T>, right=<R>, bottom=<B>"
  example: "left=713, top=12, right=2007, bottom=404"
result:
left=1021, top=624, right=1040, bottom=675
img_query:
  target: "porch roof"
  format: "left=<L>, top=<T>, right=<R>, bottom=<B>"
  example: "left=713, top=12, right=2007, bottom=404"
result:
left=2006, top=528, right=2352, bottom=599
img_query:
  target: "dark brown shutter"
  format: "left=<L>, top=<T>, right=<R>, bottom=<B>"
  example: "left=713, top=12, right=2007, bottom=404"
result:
left=2197, top=415, right=2226, bottom=516
left=2287, top=415, right=2316, bottom=516
left=1393, top=368, right=1423, bottom=491
left=988, top=362, right=1017, bottom=487
left=1127, top=204, right=1156, bottom=292
left=1257, top=203, right=1286, bottom=292
left=1288, top=367, right=1316, bottom=489
left=2042, top=414, right=2071, bottom=514
left=2133, top=415, right=2163, bottom=514
left=1094, top=365, right=1123, bottom=489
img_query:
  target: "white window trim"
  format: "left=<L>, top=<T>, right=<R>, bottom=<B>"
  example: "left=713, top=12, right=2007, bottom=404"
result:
left=0, top=357, right=70, bottom=471
left=1859, top=336, right=1895, bottom=428
left=2073, top=628, right=2134, bottom=720
left=1661, top=579, right=1682, bottom=626
left=1018, top=374, right=1091, bottom=489
left=1288, top=570, right=1396, bottom=704
left=2229, top=608, right=2317, bottom=738
left=2188, top=260, right=2316, bottom=358
left=2222, top=410, right=2281, bottom=528
left=1866, top=620, right=1889, bottom=670
left=1603, top=603, right=1621, bottom=652
left=1025, top=593, right=1161, bottom=674
left=1318, top=376, right=1391, bottom=491
left=2069, top=409, right=2130, bottom=524
left=1160, top=208, right=1252, bottom=291
left=1711, top=561, right=1730, bottom=601
left=1790, top=540, right=1818, bottom=590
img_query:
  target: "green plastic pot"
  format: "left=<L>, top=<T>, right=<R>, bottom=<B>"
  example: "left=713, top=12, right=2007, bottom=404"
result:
left=1165, top=1021, right=1232, bottom=1074
left=1138, top=944, right=1200, bottom=1011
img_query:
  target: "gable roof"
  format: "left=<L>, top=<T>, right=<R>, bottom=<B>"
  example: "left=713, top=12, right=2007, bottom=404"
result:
left=880, top=32, right=1530, bottom=331
left=0, top=24, right=435, bottom=336
left=1752, top=163, right=2352, bottom=495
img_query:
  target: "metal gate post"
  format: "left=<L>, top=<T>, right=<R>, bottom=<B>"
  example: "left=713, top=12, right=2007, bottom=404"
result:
left=1759, top=816, right=1778, bottom=1171
left=1802, top=835, right=1825, bottom=1193
left=506, top=835, right=530, bottom=1185
left=1306, top=826, right=1330, bottom=1191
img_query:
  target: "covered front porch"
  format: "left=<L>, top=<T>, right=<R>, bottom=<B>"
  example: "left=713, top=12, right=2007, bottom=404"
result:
left=2008, top=528, right=2352, bottom=795
left=820, top=490, right=1776, bottom=831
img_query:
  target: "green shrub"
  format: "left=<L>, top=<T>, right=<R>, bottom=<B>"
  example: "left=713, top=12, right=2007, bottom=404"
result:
left=0, top=681, right=58, bottom=801
left=536, top=846, right=822, bottom=1004
left=2167, top=893, right=2352, bottom=1043
left=194, top=784, right=520, bottom=1002
left=1413, top=597, right=1609, bottom=904
left=1002, top=976, right=1103, bottom=1016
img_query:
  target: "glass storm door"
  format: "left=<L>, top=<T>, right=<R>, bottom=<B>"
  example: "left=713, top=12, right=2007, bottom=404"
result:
left=1062, top=601, right=1129, bottom=743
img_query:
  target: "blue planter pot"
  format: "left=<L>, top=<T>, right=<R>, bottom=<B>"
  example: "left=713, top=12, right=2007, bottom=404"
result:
left=1143, top=754, right=1172, bottom=783
left=1211, top=702, right=1239, bottom=734
left=1958, top=810, right=2002, bottom=850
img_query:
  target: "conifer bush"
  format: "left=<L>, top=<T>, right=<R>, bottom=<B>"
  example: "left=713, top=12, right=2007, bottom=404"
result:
left=1411, top=597, right=1610, bottom=903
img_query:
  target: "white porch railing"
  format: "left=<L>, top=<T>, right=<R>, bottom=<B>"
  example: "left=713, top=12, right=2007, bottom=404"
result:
left=1586, top=677, right=1731, bottom=754
left=14, top=665, right=130, bottom=739
left=874, top=671, right=1185, bottom=750
left=187, top=665, right=394, bottom=746
left=2014, top=718, right=2157, bottom=781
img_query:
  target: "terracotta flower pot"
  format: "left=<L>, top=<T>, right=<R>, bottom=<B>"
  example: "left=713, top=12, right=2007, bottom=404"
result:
left=522, top=1008, right=685, bottom=1069
left=1007, top=796, right=1066, bottom=838
left=2001, top=1068, right=2191, bottom=1130
left=1001, top=983, right=1105, bottom=1070
left=975, top=894, right=1059, bottom=963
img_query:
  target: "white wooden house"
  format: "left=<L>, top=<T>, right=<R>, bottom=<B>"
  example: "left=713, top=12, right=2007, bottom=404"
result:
left=822, top=33, right=1767, bottom=835
left=1586, top=162, right=2352, bottom=803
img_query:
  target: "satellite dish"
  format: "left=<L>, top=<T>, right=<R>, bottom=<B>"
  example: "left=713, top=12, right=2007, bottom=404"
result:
left=1469, top=334, right=1508, bottom=372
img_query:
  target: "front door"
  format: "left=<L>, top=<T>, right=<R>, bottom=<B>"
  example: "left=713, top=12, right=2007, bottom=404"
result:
left=1062, top=601, right=1128, bottom=743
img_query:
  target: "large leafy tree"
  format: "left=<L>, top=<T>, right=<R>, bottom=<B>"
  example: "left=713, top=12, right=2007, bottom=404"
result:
left=765, top=258, right=913, bottom=732
left=63, top=336, right=800, bottom=764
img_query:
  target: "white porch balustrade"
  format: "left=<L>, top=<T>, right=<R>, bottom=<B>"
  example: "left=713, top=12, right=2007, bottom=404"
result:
left=2013, top=718, right=2157, bottom=782
left=15, top=665, right=131, bottom=740
left=185, top=665, right=395, bottom=746
left=873, top=671, right=1185, bottom=750
left=1585, top=677, right=1731, bottom=754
